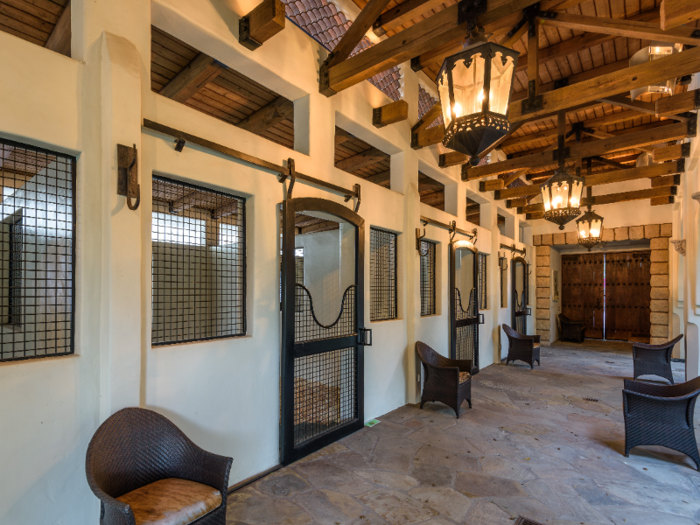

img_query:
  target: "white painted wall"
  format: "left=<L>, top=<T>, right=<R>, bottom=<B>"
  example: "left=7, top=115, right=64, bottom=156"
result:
left=0, top=0, right=687, bottom=523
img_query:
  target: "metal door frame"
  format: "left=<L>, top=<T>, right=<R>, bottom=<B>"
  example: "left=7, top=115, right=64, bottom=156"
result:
left=280, top=197, right=366, bottom=465
left=511, top=256, right=531, bottom=333
left=449, top=239, right=482, bottom=370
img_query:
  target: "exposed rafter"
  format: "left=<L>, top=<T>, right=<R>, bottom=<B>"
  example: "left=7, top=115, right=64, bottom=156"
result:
left=160, top=53, right=226, bottom=103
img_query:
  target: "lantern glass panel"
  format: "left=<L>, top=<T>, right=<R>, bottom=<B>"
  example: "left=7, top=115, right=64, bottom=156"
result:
left=489, top=52, right=515, bottom=116
left=451, top=54, right=486, bottom=118
left=542, top=186, right=551, bottom=212
left=570, top=180, right=583, bottom=207
left=578, top=220, right=590, bottom=239
left=590, top=218, right=602, bottom=238
left=438, top=72, right=452, bottom=126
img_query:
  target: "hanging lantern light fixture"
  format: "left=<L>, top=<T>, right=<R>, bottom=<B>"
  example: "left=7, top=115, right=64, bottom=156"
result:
left=540, top=111, right=584, bottom=229
left=576, top=207, right=604, bottom=251
left=436, top=33, right=519, bottom=165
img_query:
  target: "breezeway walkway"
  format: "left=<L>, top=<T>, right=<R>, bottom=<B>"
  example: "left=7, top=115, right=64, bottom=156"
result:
left=227, top=341, right=696, bottom=525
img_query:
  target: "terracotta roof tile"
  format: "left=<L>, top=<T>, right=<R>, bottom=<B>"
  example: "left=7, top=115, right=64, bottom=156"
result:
left=281, top=0, right=401, bottom=101
left=418, top=85, right=443, bottom=128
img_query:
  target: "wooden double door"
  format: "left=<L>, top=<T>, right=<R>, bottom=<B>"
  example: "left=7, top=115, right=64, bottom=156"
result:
left=561, top=251, right=651, bottom=342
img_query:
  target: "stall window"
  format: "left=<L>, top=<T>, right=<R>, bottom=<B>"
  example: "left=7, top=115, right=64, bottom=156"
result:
left=370, top=228, right=397, bottom=321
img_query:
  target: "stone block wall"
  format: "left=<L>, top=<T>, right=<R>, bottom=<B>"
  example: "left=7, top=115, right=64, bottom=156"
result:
left=533, top=223, right=672, bottom=345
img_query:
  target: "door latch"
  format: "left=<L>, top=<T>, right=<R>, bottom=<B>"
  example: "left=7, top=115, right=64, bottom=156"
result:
left=358, top=328, right=373, bottom=346
left=478, top=313, right=485, bottom=325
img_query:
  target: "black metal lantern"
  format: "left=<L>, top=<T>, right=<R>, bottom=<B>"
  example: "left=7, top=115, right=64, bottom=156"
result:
left=576, top=207, right=604, bottom=251
left=540, top=168, right=584, bottom=230
left=437, top=39, right=519, bottom=165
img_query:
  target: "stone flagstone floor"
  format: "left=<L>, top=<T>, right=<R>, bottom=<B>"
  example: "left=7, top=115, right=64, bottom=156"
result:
left=227, top=340, right=698, bottom=525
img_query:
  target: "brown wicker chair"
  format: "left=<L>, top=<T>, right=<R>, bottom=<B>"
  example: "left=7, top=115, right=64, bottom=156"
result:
left=633, top=334, right=683, bottom=384
left=503, top=324, right=541, bottom=369
left=623, top=376, right=700, bottom=470
left=86, top=407, right=232, bottom=525
left=416, top=341, right=474, bottom=418
left=558, top=313, right=586, bottom=343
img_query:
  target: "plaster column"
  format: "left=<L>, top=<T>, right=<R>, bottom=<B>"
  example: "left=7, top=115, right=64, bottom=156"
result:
left=395, top=63, right=421, bottom=403
left=76, top=0, right=151, bottom=416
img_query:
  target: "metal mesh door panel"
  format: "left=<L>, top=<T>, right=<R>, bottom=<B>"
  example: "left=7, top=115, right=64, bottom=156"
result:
left=478, top=253, right=488, bottom=310
left=294, top=284, right=356, bottom=343
left=293, top=347, right=357, bottom=445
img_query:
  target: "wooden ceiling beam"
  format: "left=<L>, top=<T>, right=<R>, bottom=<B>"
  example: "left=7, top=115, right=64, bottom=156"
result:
left=335, top=128, right=355, bottom=146
left=45, top=0, right=70, bottom=57
left=480, top=179, right=505, bottom=191
left=364, top=170, right=391, bottom=185
left=652, top=142, right=691, bottom=162
left=501, top=110, right=643, bottom=150
left=518, top=186, right=677, bottom=213
left=439, top=151, right=467, bottom=167
left=508, top=45, right=700, bottom=124
left=373, top=100, right=409, bottom=128
left=656, top=90, right=700, bottom=117
left=465, top=121, right=692, bottom=179
left=323, top=0, right=544, bottom=94
left=511, top=60, right=628, bottom=104
left=661, top=0, right=700, bottom=29
left=336, top=147, right=387, bottom=171
left=651, top=174, right=681, bottom=187
left=326, top=0, right=393, bottom=69
left=537, top=12, right=700, bottom=46
left=236, top=96, right=293, bottom=133
left=584, top=161, right=684, bottom=186
left=238, top=0, right=285, bottom=51
left=160, top=53, right=226, bottom=103
left=373, top=0, right=446, bottom=36
left=412, top=125, right=445, bottom=149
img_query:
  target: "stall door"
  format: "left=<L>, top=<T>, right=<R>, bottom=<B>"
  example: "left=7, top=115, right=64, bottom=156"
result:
left=605, top=252, right=651, bottom=342
left=450, top=240, right=481, bottom=370
left=561, top=253, right=604, bottom=339
left=511, top=257, right=530, bottom=334
left=280, top=198, right=368, bottom=465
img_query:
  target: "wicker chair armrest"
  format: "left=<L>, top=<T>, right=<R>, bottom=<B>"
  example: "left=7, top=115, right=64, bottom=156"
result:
left=187, top=446, right=233, bottom=496
left=89, top=486, right=136, bottom=525
left=509, top=332, right=536, bottom=342
left=563, top=320, right=586, bottom=327
left=424, top=362, right=460, bottom=385
left=530, top=334, right=541, bottom=343
left=633, top=334, right=683, bottom=351
left=440, top=357, right=473, bottom=373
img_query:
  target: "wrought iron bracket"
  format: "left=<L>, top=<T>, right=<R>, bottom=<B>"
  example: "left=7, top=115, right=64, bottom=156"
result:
left=500, top=242, right=526, bottom=258
left=688, top=117, right=698, bottom=137
left=521, top=86, right=543, bottom=115
left=416, top=220, right=429, bottom=254
left=117, top=143, right=140, bottom=211
left=523, top=2, right=541, bottom=38
left=498, top=251, right=509, bottom=270
left=449, top=220, right=458, bottom=243
left=279, top=158, right=297, bottom=200
left=348, top=183, right=361, bottom=212
left=458, top=0, right=487, bottom=33
left=358, top=328, right=373, bottom=346
left=239, top=16, right=262, bottom=51
left=692, top=29, right=700, bottom=39
left=553, top=77, right=569, bottom=90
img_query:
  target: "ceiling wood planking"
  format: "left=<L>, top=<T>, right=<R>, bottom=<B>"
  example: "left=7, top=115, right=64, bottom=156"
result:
left=508, top=45, right=700, bottom=123
left=151, top=26, right=295, bottom=149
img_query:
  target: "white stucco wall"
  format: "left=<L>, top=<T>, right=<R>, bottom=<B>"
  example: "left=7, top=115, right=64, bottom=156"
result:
left=0, top=0, right=689, bottom=523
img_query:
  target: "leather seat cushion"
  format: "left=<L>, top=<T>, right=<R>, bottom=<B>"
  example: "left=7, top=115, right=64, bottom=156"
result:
left=117, top=478, right=222, bottom=525
left=459, top=371, right=471, bottom=384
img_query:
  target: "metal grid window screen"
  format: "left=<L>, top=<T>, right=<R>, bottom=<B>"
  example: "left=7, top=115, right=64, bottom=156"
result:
left=0, top=139, right=75, bottom=362
left=369, top=228, right=397, bottom=321
left=420, top=240, right=436, bottom=316
left=151, top=176, right=246, bottom=345
left=478, top=253, right=488, bottom=310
